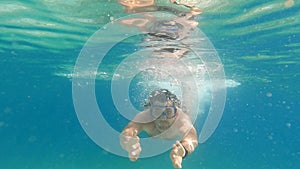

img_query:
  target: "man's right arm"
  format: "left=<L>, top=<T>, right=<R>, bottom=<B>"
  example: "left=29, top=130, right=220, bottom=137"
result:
left=120, top=113, right=146, bottom=161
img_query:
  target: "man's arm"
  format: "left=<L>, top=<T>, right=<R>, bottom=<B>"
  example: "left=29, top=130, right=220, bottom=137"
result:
left=180, top=126, right=198, bottom=156
left=120, top=122, right=143, bottom=161
left=170, top=126, right=198, bottom=168
left=121, top=120, right=143, bottom=137
left=120, top=111, right=150, bottom=161
left=121, top=110, right=153, bottom=137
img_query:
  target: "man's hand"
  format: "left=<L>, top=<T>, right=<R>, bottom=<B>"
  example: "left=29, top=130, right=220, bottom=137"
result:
left=170, top=141, right=186, bottom=168
left=120, top=129, right=142, bottom=161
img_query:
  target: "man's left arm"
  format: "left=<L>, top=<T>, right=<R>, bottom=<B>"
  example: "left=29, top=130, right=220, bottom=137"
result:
left=170, top=126, right=198, bottom=168
left=180, top=126, right=198, bottom=157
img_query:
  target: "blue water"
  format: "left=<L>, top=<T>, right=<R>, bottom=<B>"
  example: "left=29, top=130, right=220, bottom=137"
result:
left=1, top=0, right=300, bottom=169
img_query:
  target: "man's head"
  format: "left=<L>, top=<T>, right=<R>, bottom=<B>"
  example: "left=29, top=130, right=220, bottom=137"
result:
left=143, top=89, right=181, bottom=131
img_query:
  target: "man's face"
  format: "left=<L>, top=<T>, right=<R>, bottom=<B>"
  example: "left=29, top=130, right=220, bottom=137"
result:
left=150, top=101, right=177, bottom=131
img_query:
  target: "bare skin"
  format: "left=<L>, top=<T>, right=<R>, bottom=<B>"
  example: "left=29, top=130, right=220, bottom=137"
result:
left=120, top=101, right=198, bottom=168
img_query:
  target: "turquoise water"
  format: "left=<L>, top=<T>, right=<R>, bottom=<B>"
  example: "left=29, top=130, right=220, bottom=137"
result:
left=1, top=0, right=300, bottom=169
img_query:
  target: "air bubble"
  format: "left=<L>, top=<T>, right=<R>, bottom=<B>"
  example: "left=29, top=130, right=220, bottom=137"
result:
left=266, top=92, right=272, bottom=97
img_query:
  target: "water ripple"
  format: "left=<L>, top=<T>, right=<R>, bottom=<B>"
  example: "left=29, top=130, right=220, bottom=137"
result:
left=1, top=0, right=299, bottom=84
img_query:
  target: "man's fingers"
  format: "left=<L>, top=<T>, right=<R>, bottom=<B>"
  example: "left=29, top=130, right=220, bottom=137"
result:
left=121, top=134, right=141, bottom=161
left=133, top=129, right=138, bottom=135
left=171, top=155, right=182, bottom=169
left=174, top=161, right=182, bottom=169
left=129, top=145, right=142, bottom=161
left=129, top=156, right=138, bottom=161
left=170, top=147, right=180, bottom=161
left=172, top=147, right=178, bottom=155
left=130, top=146, right=141, bottom=156
left=120, top=134, right=140, bottom=152
left=130, top=141, right=140, bottom=151
left=170, top=141, right=184, bottom=168
left=122, top=135, right=139, bottom=145
left=172, top=143, right=177, bottom=149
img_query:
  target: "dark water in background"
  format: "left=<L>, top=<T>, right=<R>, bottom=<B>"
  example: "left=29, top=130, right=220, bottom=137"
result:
left=1, top=0, right=300, bottom=169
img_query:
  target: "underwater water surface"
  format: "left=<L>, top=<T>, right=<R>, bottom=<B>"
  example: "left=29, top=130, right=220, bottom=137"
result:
left=1, top=0, right=300, bottom=169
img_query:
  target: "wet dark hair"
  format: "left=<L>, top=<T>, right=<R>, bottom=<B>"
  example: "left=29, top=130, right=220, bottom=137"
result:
left=144, top=89, right=181, bottom=109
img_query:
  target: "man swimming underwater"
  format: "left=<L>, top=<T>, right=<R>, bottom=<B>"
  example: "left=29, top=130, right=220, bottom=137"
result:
left=117, top=0, right=202, bottom=168
left=120, top=89, right=198, bottom=168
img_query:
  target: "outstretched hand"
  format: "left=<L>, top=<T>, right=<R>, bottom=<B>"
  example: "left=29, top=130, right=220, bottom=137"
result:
left=170, top=141, right=186, bottom=168
left=120, top=129, right=142, bottom=161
